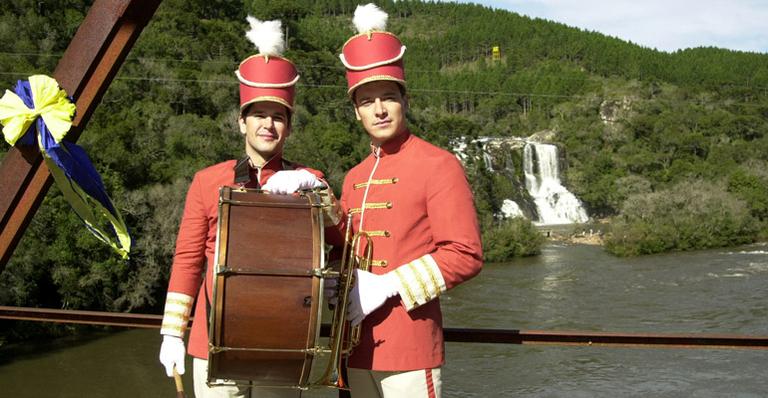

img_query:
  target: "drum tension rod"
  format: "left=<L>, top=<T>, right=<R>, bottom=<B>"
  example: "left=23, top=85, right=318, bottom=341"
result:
left=219, top=267, right=314, bottom=277
left=209, top=346, right=317, bottom=354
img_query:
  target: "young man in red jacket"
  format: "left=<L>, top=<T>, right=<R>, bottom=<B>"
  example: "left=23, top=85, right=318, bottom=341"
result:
left=157, top=19, right=330, bottom=398
left=335, top=4, right=483, bottom=398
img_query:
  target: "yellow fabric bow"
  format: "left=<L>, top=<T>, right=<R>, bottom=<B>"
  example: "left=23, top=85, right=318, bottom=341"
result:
left=0, top=75, right=76, bottom=146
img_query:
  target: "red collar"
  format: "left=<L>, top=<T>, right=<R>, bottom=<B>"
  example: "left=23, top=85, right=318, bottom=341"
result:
left=370, top=130, right=412, bottom=158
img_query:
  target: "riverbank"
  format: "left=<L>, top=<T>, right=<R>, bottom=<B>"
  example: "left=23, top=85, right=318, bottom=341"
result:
left=536, top=222, right=607, bottom=245
left=568, top=231, right=605, bottom=245
left=540, top=222, right=767, bottom=250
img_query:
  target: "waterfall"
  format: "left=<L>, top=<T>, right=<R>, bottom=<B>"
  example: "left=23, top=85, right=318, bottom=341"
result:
left=523, top=143, right=589, bottom=225
left=482, top=150, right=494, bottom=171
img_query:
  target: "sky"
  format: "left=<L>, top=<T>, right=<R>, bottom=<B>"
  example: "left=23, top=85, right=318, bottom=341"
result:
left=445, top=0, right=768, bottom=54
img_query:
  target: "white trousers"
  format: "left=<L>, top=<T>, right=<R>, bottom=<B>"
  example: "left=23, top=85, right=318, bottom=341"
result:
left=348, top=367, right=442, bottom=398
left=192, top=358, right=301, bottom=398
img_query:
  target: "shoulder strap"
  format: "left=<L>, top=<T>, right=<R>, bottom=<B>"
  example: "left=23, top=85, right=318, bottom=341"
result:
left=281, top=159, right=295, bottom=171
left=233, top=156, right=251, bottom=185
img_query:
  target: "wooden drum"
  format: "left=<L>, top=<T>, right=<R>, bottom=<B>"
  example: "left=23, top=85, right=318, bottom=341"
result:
left=208, top=187, right=325, bottom=389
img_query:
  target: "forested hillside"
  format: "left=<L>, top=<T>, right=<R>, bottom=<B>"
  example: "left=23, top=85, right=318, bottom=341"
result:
left=1, top=0, right=766, bottom=337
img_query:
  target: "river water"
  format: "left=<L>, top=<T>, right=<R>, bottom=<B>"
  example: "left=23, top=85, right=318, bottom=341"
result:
left=1, top=243, right=766, bottom=397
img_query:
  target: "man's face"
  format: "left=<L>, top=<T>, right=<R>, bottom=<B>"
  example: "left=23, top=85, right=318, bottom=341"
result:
left=239, top=101, right=290, bottom=163
left=353, top=80, right=408, bottom=146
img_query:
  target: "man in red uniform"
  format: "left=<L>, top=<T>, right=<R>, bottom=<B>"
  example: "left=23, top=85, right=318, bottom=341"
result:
left=157, top=19, right=331, bottom=398
left=336, top=4, right=483, bottom=398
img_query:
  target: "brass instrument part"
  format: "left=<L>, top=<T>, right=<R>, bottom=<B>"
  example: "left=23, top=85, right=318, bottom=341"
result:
left=315, top=214, right=373, bottom=389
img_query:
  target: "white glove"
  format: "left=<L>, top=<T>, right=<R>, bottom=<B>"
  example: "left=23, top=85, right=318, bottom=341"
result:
left=159, top=335, right=186, bottom=377
left=324, top=277, right=339, bottom=306
left=262, top=169, right=325, bottom=194
left=348, top=269, right=399, bottom=326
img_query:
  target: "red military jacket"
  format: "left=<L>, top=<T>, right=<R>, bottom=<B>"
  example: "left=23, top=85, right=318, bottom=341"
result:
left=339, top=131, right=483, bottom=371
left=163, top=156, right=324, bottom=359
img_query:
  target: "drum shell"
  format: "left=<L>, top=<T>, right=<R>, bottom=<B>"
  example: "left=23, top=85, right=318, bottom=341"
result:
left=208, top=188, right=323, bottom=387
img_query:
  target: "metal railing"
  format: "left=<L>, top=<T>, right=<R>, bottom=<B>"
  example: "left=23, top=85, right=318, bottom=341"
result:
left=2, top=306, right=767, bottom=350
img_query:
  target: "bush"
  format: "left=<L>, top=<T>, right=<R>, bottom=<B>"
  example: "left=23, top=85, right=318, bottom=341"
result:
left=482, top=217, right=544, bottom=262
left=605, top=179, right=759, bottom=256
left=728, top=166, right=768, bottom=222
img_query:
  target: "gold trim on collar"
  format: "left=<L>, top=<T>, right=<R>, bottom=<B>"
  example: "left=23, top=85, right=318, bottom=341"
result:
left=354, top=178, right=399, bottom=190
left=349, top=202, right=392, bottom=214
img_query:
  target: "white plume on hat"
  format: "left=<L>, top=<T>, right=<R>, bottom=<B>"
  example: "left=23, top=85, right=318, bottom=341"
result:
left=245, top=16, right=285, bottom=56
left=353, top=3, right=388, bottom=33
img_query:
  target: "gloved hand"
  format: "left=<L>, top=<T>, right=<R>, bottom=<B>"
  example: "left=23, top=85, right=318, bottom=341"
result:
left=262, top=169, right=325, bottom=194
left=159, top=335, right=186, bottom=377
left=348, top=269, right=399, bottom=326
left=324, top=277, right=339, bottom=307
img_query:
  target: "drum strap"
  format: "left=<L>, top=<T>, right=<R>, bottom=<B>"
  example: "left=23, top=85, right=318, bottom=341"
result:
left=233, top=156, right=296, bottom=188
left=233, top=156, right=251, bottom=186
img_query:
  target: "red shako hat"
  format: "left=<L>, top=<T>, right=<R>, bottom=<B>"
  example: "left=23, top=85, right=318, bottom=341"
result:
left=340, top=4, right=406, bottom=96
left=236, top=17, right=299, bottom=111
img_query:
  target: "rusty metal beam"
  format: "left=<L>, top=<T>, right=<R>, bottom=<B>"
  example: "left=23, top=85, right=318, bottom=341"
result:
left=0, top=0, right=162, bottom=270
left=2, top=306, right=767, bottom=350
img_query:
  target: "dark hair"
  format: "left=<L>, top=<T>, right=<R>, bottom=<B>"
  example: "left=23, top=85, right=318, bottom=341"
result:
left=351, top=81, right=407, bottom=105
left=240, top=102, right=292, bottom=127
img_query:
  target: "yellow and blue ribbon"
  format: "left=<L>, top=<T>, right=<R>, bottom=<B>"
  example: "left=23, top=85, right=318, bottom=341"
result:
left=0, top=75, right=131, bottom=259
